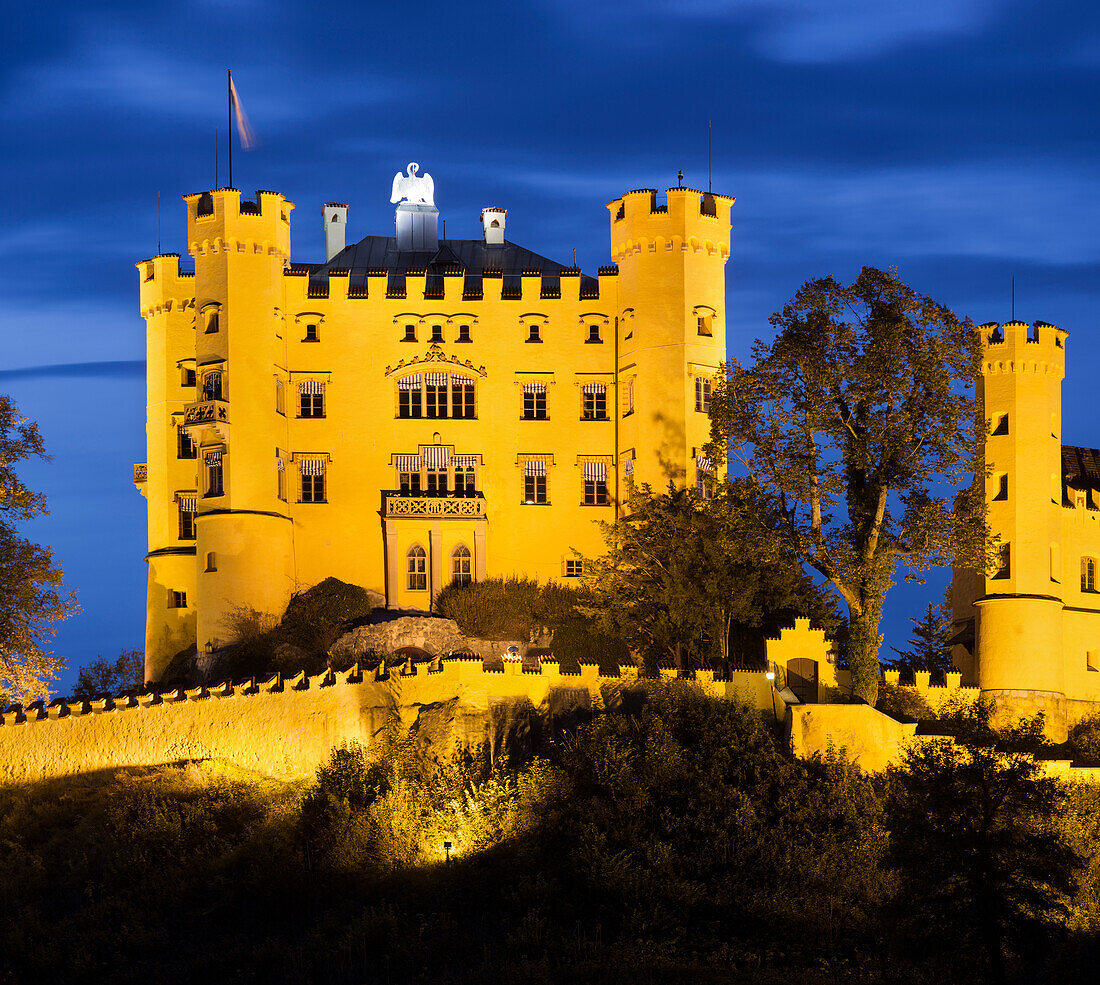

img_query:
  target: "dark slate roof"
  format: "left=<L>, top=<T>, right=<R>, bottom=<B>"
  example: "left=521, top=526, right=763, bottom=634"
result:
left=303, top=235, right=598, bottom=296
left=1062, top=445, right=1100, bottom=485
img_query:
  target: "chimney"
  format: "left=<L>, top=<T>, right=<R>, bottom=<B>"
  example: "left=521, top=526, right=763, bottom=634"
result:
left=481, top=207, right=506, bottom=245
left=323, top=202, right=348, bottom=262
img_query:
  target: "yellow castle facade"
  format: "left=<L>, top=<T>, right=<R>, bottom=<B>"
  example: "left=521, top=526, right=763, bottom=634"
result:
left=136, top=176, right=733, bottom=683
left=952, top=319, right=1100, bottom=733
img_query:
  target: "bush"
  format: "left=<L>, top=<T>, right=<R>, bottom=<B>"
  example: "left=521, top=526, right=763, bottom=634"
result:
left=435, top=576, right=542, bottom=639
left=280, top=577, right=374, bottom=656
left=1069, top=713, right=1100, bottom=764
left=875, top=682, right=934, bottom=722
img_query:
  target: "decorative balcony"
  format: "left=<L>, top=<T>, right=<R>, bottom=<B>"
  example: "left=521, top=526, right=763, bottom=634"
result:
left=384, top=492, right=486, bottom=519
left=133, top=463, right=147, bottom=483
left=183, top=399, right=230, bottom=428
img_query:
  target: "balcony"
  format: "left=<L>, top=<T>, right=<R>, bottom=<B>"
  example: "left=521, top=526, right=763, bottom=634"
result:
left=384, top=492, right=486, bottom=519
left=133, top=463, right=147, bottom=483
left=183, top=399, right=230, bottom=428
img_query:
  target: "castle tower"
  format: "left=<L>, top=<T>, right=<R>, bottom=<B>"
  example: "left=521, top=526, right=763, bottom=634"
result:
left=153, top=187, right=296, bottom=680
left=970, top=319, right=1068, bottom=712
left=607, top=188, right=733, bottom=491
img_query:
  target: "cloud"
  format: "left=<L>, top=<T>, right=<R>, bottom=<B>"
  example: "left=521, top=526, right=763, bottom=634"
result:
left=0, top=361, right=145, bottom=382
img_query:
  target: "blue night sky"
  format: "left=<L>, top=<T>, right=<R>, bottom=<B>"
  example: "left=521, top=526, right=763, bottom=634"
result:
left=2, top=0, right=1099, bottom=692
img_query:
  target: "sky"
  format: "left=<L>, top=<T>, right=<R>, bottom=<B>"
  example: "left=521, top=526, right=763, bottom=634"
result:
left=2, top=0, right=1099, bottom=693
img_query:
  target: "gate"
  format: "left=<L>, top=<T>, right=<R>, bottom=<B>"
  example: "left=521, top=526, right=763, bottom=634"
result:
left=787, top=658, right=819, bottom=703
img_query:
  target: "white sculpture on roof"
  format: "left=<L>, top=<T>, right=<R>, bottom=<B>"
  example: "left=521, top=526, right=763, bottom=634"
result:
left=390, top=163, right=435, bottom=207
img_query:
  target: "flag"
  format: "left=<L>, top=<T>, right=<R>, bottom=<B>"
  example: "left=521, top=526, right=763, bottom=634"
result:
left=228, top=73, right=255, bottom=150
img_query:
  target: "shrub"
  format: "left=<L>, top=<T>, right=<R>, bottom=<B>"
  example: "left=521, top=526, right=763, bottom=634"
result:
left=1069, top=713, right=1100, bottom=764
left=435, top=576, right=542, bottom=639
left=875, top=682, right=934, bottom=722
left=279, top=577, right=374, bottom=656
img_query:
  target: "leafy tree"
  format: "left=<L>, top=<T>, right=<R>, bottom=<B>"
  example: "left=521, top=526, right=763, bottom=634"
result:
left=707, top=267, right=989, bottom=703
left=0, top=395, right=77, bottom=704
left=581, top=482, right=840, bottom=669
left=887, top=703, right=1080, bottom=984
left=74, top=648, right=145, bottom=698
left=887, top=599, right=955, bottom=683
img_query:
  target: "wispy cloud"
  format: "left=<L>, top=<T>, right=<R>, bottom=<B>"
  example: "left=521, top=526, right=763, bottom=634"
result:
left=0, top=361, right=144, bottom=382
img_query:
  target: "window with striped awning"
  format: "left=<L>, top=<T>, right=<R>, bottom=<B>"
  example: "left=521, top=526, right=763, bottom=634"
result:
left=422, top=445, right=450, bottom=468
left=204, top=450, right=222, bottom=466
left=581, top=382, right=606, bottom=394
left=583, top=461, right=608, bottom=482
left=523, top=382, right=546, bottom=394
left=276, top=457, right=285, bottom=472
left=424, top=372, right=448, bottom=387
left=178, top=496, right=197, bottom=511
left=696, top=456, right=715, bottom=472
left=524, top=460, right=547, bottom=477
left=298, top=380, right=324, bottom=395
left=394, top=455, right=422, bottom=471
left=451, top=374, right=475, bottom=386
left=397, top=375, right=422, bottom=390
left=451, top=455, right=478, bottom=468
left=299, top=458, right=326, bottom=476
left=624, top=459, right=634, bottom=476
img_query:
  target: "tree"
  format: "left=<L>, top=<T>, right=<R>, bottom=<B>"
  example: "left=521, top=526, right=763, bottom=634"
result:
left=74, top=648, right=145, bottom=699
left=580, top=482, right=840, bottom=669
left=888, top=599, right=955, bottom=683
left=0, top=395, right=77, bottom=704
left=707, top=267, right=989, bottom=704
left=887, top=704, right=1080, bottom=985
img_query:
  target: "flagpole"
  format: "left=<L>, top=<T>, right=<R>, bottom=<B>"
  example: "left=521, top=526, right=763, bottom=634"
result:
left=227, top=69, right=233, bottom=188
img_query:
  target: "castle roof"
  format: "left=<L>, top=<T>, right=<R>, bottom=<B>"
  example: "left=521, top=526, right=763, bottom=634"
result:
left=1062, top=445, right=1100, bottom=486
left=306, top=235, right=599, bottom=295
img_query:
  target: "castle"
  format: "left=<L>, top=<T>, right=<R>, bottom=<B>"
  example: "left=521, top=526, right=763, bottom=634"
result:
left=951, top=319, right=1100, bottom=735
left=135, top=171, right=732, bottom=683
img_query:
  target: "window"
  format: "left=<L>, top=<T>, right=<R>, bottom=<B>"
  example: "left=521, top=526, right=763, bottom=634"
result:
left=300, top=459, right=326, bottom=502
left=697, top=314, right=713, bottom=337
left=204, top=450, right=223, bottom=497
left=454, top=461, right=476, bottom=495
left=178, top=497, right=196, bottom=539
left=397, top=453, right=423, bottom=494
left=203, top=371, right=222, bottom=401
left=457, top=324, right=471, bottom=343
left=523, top=461, right=548, bottom=504
left=205, top=551, right=216, bottom=572
left=177, top=426, right=196, bottom=459
left=451, top=375, right=476, bottom=419
left=203, top=309, right=219, bottom=334
left=402, top=324, right=416, bottom=342
left=1082, top=557, right=1097, bottom=592
left=182, top=367, right=196, bottom=387
left=407, top=545, right=427, bottom=591
left=275, top=378, right=285, bottom=415
left=398, top=375, right=423, bottom=418
left=169, top=590, right=188, bottom=609
left=277, top=456, right=287, bottom=501
left=523, top=383, right=547, bottom=420
left=430, top=324, right=444, bottom=343
left=586, top=324, right=602, bottom=344
left=452, top=545, right=473, bottom=586
left=992, top=414, right=1008, bottom=436
left=623, top=379, right=635, bottom=417
left=425, top=373, right=447, bottom=419
left=425, top=468, right=448, bottom=495
left=582, top=461, right=609, bottom=505
left=581, top=383, right=608, bottom=420
left=993, top=474, right=1008, bottom=501
left=992, top=543, right=1010, bottom=580
left=298, top=381, right=325, bottom=418
left=526, top=323, right=541, bottom=343
left=1089, top=651, right=1099, bottom=672
left=695, top=377, right=711, bottom=414
left=564, top=559, right=583, bottom=578
left=696, top=456, right=715, bottom=500
left=304, top=322, right=319, bottom=342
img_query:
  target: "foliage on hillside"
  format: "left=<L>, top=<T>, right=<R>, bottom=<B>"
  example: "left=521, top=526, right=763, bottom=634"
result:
left=0, top=683, right=1097, bottom=985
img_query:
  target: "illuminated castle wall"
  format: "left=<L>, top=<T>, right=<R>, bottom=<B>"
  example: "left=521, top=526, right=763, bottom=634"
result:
left=952, top=319, right=1100, bottom=734
left=136, top=180, right=733, bottom=682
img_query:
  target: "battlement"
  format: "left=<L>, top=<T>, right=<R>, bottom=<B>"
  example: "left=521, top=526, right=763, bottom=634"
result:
left=183, top=187, right=293, bottom=259
left=607, top=186, right=733, bottom=262
left=980, top=319, right=1068, bottom=368
left=136, top=253, right=197, bottom=313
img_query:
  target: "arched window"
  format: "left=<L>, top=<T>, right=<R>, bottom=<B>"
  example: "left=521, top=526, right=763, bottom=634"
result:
left=452, top=545, right=473, bottom=586
left=407, top=545, right=427, bottom=591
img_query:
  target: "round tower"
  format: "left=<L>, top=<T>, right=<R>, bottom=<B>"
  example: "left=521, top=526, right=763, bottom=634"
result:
left=974, top=319, right=1068, bottom=727
left=176, top=187, right=297, bottom=676
left=607, top=187, right=733, bottom=491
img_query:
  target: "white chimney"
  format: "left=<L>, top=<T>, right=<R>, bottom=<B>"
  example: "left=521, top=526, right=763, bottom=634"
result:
left=481, top=207, right=506, bottom=245
left=323, top=202, right=348, bottom=261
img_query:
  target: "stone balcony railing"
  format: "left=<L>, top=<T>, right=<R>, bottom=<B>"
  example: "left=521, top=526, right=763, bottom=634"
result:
left=133, top=463, right=147, bottom=483
left=183, top=398, right=230, bottom=428
left=384, top=493, right=486, bottom=519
